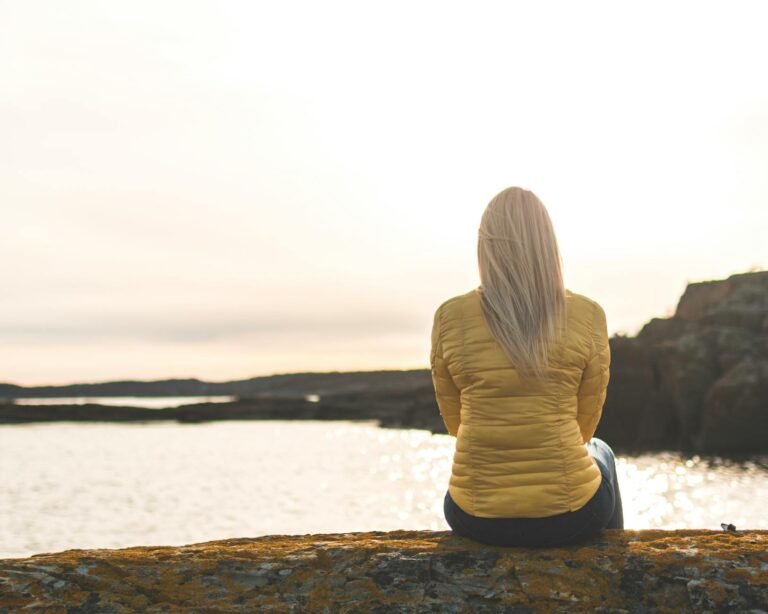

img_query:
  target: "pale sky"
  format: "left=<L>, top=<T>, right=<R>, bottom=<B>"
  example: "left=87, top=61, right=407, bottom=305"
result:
left=2, top=1, right=766, bottom=386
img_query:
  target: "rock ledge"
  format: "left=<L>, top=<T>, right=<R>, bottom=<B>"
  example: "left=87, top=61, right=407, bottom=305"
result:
left=1, top=530, right=766, bottom=612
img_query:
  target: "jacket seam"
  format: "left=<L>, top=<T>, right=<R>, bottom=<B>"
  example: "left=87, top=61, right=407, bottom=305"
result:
left=583, top=301, right=603, bottom=485
left=456, top=298, right=476, bottom=516
left=577, top=302, right=598, bottom=443
left=557, top=403, right=571, bottom=510
left=437, top=306, right=458, bottom=435
left=463, top=391, right=561, bottom=398
left=589, top=300, right=601, bottom=361
left=436, top=309, right=447, bottom=433
left=586, top=304, right=597, bottom=367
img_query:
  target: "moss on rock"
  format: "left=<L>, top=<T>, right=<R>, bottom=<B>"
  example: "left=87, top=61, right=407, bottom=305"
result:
left=0, top=529, right=766, bottom=612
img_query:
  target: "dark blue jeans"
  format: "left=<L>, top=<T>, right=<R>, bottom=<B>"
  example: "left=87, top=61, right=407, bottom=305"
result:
left=443, top=437, right=624, bottom=547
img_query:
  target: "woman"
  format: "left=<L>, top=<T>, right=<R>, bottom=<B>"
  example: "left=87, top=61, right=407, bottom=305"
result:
left=430, top=186, right=623, bottom=548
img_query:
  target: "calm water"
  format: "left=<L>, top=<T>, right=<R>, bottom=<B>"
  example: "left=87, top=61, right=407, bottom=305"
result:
left=0, top=421, right=766, bottom=559
left=10, top=395, right=237, bottom=408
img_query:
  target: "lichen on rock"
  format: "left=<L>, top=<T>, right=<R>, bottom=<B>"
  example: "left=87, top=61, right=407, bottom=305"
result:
left=0, top=529, right=766, bottom=612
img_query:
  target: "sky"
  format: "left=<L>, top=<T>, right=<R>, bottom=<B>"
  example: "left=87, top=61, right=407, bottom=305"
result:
left=1, top=1, right=766, bottom=386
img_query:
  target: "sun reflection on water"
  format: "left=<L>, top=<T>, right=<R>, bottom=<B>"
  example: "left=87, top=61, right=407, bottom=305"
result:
left=617, top=453, right=767, bottom=530
left=366, top=430, right=767, bottom=532
left=0, top=422, right=765, bottom=558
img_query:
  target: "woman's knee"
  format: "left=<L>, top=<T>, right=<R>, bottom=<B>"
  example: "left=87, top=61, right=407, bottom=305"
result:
left=588, top=437, right=614, bottom=454
left=588, top=437, right=617, bottom=464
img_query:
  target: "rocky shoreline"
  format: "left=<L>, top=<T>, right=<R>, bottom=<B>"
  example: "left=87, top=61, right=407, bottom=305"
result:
left=597, top=270, right=768, bottom=455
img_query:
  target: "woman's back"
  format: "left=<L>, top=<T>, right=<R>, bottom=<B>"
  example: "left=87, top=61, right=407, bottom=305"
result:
left=430, top=286, right=611, bottom=518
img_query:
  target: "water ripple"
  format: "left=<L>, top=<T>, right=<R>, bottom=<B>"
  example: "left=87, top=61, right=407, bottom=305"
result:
left=0, top=422, right=765, bottom=558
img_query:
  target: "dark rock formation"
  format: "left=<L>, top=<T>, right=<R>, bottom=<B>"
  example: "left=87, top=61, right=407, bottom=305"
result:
left=0, top=530, right=765, bottom=612
left=597, top=270, right=768, bottom=454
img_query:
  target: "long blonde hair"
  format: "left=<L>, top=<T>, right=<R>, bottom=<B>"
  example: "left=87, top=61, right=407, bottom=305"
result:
left=477, top=187, right=566, bottom=380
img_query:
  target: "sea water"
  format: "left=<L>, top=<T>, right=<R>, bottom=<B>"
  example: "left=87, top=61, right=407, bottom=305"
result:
left=0, top=421, right=765, bottom=558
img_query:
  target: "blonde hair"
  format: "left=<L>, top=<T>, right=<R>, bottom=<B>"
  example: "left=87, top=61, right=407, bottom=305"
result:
left=477, top=187, right=566, bottom=381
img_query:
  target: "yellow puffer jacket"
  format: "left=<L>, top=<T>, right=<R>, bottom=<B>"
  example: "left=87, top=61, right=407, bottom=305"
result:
left=430, top=288, right=610, bottom=518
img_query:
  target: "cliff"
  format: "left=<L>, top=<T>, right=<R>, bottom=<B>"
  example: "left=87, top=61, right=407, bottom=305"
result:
left=1, top=530, right=766, bottom=612
left=597, top=270, right=768, bottom=453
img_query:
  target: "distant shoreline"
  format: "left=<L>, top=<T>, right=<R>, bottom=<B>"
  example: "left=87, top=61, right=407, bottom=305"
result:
left=0, top=394, right=441, bottom=432
left=0, top=369, right=431, bottom=400
left=2, top=398, right=767, bottom=461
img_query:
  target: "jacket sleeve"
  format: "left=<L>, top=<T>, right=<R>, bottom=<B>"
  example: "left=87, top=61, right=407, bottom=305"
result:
left=576, top=302, right=611, bottom=443
left=430, top=306, right=461, bottom=437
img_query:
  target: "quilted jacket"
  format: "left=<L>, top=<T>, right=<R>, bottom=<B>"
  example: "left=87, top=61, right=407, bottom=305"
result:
left=430, top=287, right=610, bottom=518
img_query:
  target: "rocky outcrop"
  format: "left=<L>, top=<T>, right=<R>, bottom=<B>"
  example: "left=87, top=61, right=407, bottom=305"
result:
left=0, top=530, right=765, bottom=612
left=597, top=270, right=768, bottom=454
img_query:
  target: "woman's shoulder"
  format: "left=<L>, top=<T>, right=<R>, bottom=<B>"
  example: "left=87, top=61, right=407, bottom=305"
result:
left=434, top=288, right=482, bottom=319
left=566, top=288, right=599, bottom=308
left=435, top=287, right=605, bottom=325
left=566, top=289, right=605, bottom=318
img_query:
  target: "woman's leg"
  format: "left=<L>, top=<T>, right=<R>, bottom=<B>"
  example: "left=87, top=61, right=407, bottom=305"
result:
left=586, top=437, right=624, bottom=529
left=443, top=490, right=533, bottom=546
left=443, top=491, right=471, bottom=537
left=443, top=489, right=606, bottom=547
